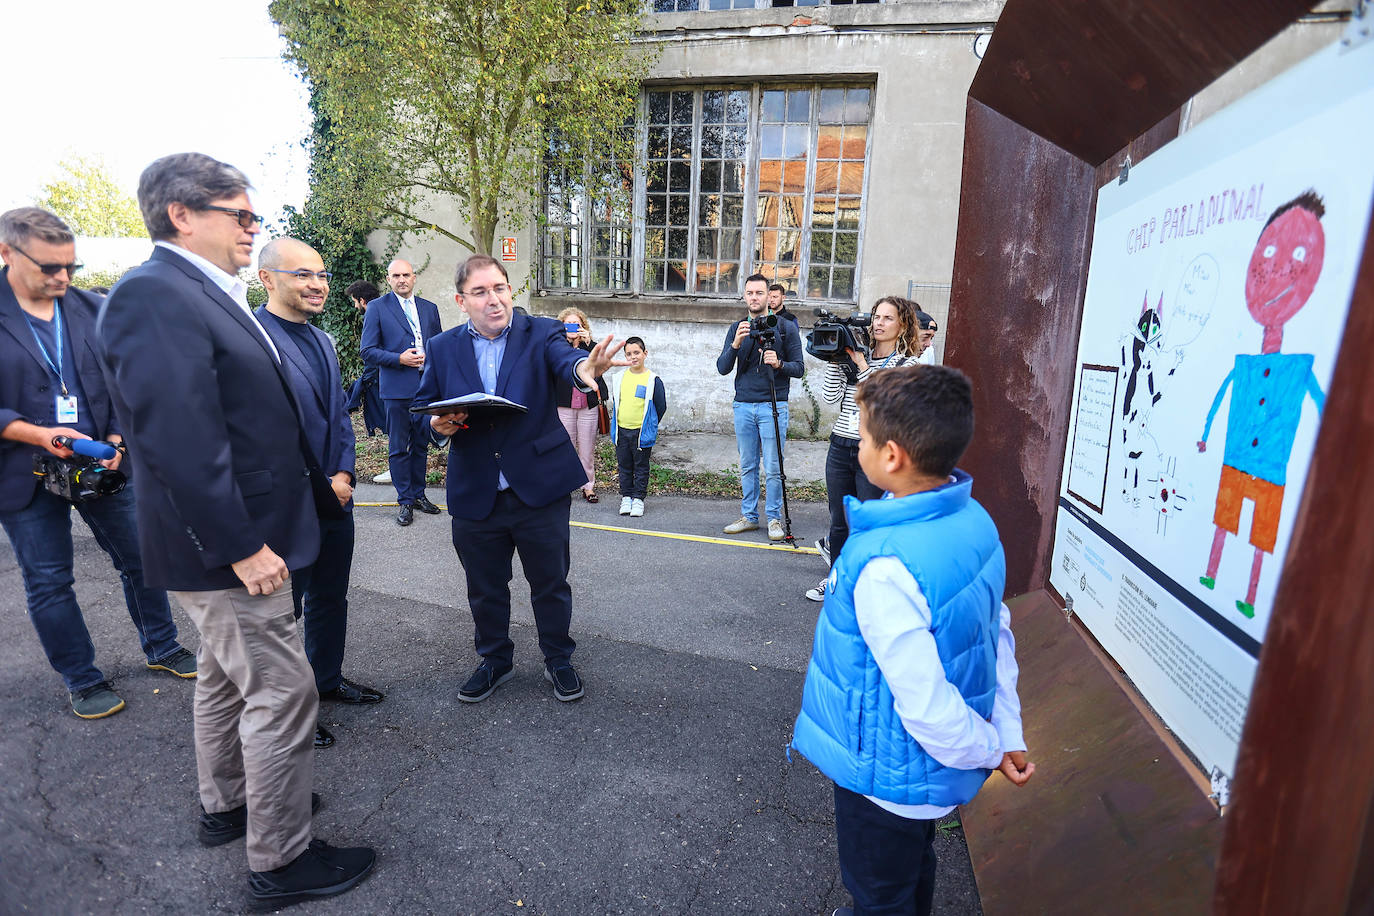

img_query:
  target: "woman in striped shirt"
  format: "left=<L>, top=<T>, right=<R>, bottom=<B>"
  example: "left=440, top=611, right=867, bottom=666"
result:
left=806, top=295, right=926, bottom=602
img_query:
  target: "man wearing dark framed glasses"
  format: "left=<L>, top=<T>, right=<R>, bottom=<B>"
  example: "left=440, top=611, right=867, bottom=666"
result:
left=0, top=206, right=194, bottom=721
left=96, top=153, right=374, bottom=906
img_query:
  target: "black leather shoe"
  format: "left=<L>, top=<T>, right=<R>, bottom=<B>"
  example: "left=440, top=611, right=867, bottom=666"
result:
left=544, top=664, right=585, bottom=702
left=198, top=793, right=321, bottom=847
left=458, top=660, right=514, bottom=703
left=395, top=503, right=414, bottom=526
left=413, top=494, right=441, bottom=514
left=320, top=678, right=385, bottom=705
left=314, top=724, right=335, bottom=748
left=247, top=838, right=375, bottom=909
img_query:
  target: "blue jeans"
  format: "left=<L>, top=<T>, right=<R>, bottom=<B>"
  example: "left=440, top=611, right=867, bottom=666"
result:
left=833, top=783, right=938, bottom=916
left=0, top=484, right=181, bottom=692
left=733, top=400, right=788, bottom=523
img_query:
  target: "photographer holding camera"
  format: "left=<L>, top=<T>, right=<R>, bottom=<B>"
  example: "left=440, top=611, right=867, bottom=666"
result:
left=0, top=208, right=194, bottom=720
left=806, top=295, right=925, bottom=602
left=716, top=273, right=805, bottom=541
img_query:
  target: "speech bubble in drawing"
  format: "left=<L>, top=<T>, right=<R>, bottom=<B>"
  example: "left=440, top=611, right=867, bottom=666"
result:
left=1166, top=254, right=1219, bottom=350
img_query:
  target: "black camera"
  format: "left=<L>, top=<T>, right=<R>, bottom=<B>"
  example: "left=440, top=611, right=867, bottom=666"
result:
left=748, top=312, right=778, bottom=344
left=33, top=438, right=126, bottom=503
left=806, top=308, right=872, bottom=363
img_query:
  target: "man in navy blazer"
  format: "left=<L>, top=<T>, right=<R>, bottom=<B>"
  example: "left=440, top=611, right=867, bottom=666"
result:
left=0, top=207, right=194, bottom=720
left=96, top=154, right=373, bottom=904
left=417, top=254, right=624, bottom=704
left=359, top=258, right=442, bottom=525
left=255, top=239, right=385, bottom=748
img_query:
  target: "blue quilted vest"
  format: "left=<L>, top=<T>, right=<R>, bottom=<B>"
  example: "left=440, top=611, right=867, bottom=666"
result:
left=791, top=470, right=1006, bottom=806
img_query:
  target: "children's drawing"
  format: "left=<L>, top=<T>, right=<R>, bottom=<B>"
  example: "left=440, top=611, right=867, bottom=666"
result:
left=1197, top=191, right=1328, bottom=618
left=1119, top=294, right=1180, bottom=512
left=1146, top=456, right=1189, bottom=535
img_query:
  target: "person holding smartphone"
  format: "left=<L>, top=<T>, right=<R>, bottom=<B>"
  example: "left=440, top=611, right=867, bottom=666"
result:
left=554, top=307, right=609, bottom=503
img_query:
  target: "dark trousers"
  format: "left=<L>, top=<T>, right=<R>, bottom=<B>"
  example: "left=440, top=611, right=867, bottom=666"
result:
left=0, top=484, right=181, bottom=692
left=825, top=434, right=883, bottom=559
left=615, top=429, right=652, bottom=499
left=385, top=398, right=431, bottom=503
left=451, top=491, right=575, bottom=670
left=290, top=511, right=355, bottom=693
left=833, top=784, right=938, bottom=916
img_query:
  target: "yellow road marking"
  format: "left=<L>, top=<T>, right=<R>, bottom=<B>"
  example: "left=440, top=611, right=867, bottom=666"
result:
left=354, top=502, right=820, bottom=555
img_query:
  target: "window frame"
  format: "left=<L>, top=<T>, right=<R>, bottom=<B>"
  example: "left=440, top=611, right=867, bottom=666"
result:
left=540, top=80, right=874, bottom=304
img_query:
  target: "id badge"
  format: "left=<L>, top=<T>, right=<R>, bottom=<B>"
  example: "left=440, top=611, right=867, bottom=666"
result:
left=56, top=395, right=79, bottom=424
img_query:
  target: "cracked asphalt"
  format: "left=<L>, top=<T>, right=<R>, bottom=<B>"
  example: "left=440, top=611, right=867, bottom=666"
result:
left=0, top=483, right=983, bottom=915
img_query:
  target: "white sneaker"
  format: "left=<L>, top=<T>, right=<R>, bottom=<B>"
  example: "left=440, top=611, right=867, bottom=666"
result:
left=630, top=498, right=644, bottom=517
left=768, top=519, right=785, bottom=541
left=723, top=517, right=759, bottom=534
left=372, top=470, right=392, bottom=485
left=815, top=537, right=831, bottom=566
left=619, top=496, right=633, bottom=515
left=805, top=578, right=827, bottom=602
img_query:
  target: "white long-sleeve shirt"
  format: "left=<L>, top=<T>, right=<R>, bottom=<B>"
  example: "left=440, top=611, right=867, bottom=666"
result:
left=821, top=354, right=922, bottom=440
left=854, top=555, right=1026, bottom=819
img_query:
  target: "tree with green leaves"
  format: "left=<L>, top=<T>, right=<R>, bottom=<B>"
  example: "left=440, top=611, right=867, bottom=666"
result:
left=35, top=156, right=148, bottom=238
left=270, top=0, right=650, bottom=256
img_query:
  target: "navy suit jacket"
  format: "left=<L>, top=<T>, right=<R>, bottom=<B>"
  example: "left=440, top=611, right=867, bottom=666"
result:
left=0, top=269, right=120, bottom=513
left=359, top=291, right=442, bottom=400
left=96, top=245, right=325, bottom=591
left=413, top=312, right=590, bottom=520
left=254, top=306, right=357, bottom=492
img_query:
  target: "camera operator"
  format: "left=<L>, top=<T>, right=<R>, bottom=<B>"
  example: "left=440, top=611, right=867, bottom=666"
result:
left=806, top=295, right=925, bottom=602
left=716, top=273, right=805, bottom=541
left=0, top=207, right=194, bottom=720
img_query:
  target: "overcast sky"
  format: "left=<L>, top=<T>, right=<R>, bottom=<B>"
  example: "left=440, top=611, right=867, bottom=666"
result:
left=3, top=0, right=311, bottom=227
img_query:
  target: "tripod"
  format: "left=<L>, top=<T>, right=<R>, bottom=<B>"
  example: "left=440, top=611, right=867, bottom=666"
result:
left=757, top=338, right=797, bottom=548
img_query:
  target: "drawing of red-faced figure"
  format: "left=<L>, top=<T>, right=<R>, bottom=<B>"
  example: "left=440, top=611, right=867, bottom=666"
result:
left=1197, top=191, right=1327, bottom=618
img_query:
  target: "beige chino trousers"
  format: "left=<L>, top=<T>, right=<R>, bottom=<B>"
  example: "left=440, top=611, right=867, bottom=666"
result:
left=174, top=583, right=318, bottom=871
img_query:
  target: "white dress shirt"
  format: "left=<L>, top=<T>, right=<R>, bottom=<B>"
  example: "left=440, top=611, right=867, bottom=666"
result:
left=853, top=555, right=1026, bottom=819
left=154, top=241, right=280, bottom=362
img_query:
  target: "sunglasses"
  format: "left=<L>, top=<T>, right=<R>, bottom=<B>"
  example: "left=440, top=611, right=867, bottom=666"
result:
left=11, top=243, right=82, bottom=277
left=202, top=205, right=265, bottom=229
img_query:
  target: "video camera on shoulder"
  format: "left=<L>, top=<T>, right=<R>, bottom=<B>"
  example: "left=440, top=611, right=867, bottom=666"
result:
left=33, top=437, right=126, bottom=503
left=807, top=307, right=872, bottom=363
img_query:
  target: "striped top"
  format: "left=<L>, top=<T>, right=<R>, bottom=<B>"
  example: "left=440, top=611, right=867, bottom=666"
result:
left=822, top=352, right=924, bottom=441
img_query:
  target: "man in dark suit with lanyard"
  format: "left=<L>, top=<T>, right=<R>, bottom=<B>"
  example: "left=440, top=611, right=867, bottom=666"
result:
left=254, top=238, right=384, bottom=746
left=419, top=254, right=624, bottom=703
left=0, top=207, right=194, bottom=720
left=96, top=153, right=373, bottom=907
left=359, top=258, right=442, bottom=526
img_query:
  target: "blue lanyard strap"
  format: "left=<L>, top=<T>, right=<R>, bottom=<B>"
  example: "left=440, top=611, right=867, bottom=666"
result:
left=24, top=300, right=67, bottom=395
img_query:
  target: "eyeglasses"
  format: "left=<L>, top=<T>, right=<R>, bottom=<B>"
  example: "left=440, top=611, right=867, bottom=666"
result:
left=11, top=244, right=82, bottom=277
left=265, top=268, right=333, bottom=282
left=201, top=205, right=264, bottom=229
left=461, top=283, right=511, bottom=300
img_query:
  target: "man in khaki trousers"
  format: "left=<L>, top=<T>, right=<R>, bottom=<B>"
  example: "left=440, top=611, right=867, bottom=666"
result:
left=97, top=152, right=374, bottom=908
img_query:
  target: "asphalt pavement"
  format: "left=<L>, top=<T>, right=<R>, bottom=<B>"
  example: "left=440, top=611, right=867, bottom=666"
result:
left=0, top=460, right=984, bottom=914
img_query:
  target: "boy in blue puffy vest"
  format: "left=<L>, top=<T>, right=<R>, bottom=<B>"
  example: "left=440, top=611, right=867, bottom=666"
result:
left=791, top=366, right=1034, bottom=916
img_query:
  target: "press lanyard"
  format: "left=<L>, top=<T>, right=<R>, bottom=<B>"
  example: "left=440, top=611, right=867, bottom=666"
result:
left=25, top=300, right=68, bottom=396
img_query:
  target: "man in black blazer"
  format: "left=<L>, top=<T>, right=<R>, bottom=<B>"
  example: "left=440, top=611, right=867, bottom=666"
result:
left=417, top=254, right=624, bottom=704
left=96, top=153, right=372, bottom=907
left=0, top=207, right=194, bottom=720
left=359, top=258, right=442, bottom=525
left=255, top=238, right=384, bottom=740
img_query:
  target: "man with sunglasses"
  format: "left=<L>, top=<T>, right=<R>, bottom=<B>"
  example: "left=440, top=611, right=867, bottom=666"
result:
left=0, top=207, right=195, bottom=720
left=96, top=153, right=374, bottom=907
left=359, top=257, right=443, bottom=526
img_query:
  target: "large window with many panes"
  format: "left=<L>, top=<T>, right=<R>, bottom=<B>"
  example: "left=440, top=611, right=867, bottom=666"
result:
left=541, top=81, right=872, bottom=302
